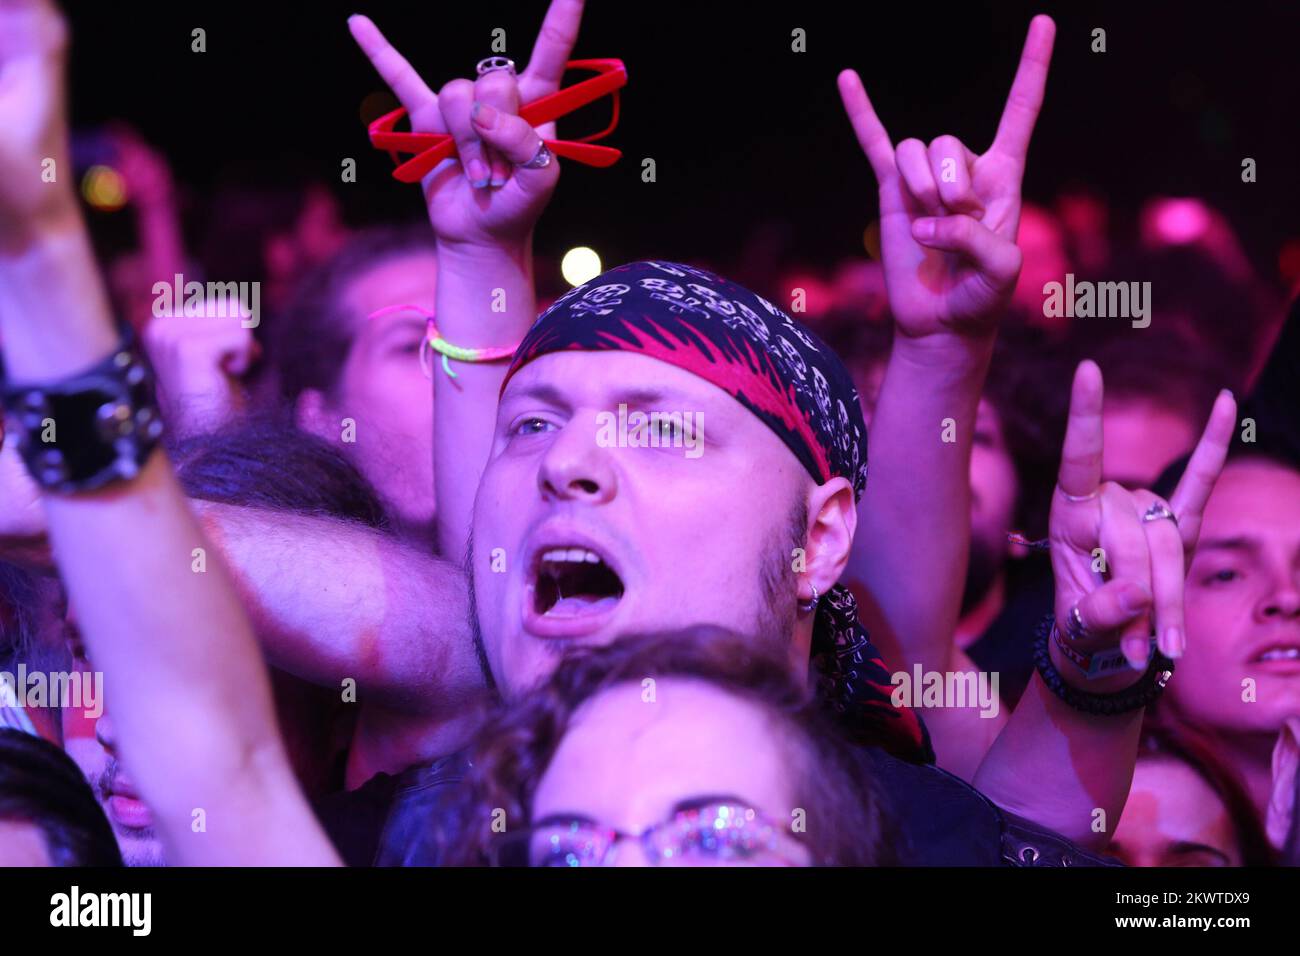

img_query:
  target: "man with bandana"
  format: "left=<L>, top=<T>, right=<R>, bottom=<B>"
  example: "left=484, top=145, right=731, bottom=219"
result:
left=350, top=4, right=1233, bottom=864
left=0, top=0, right=1237, bottom=865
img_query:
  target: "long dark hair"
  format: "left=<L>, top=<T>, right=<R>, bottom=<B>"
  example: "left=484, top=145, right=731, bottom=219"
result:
left=442, top=628, right=892, bottom=866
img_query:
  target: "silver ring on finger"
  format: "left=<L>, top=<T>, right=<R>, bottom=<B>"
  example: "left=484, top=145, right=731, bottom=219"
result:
left=1141, top=501, right=1178, bottom=527
left=1056, top=483, right=1099, bottom=504
left=1065, top=604, right=1090, bottom=642
left=1066, top=606, right=1086, bottom=642
left=517, top=140, right=553, bottom=170
left=476, top=56, right=517, bottom=77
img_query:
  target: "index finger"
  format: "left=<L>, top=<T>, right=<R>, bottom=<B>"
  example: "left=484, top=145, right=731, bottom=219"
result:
left=990, top=14, right=1055, bottom=160
left=1169, top=388, right=1237, bottom=549
left=837, top=68, right=895, bottom=182
left=348, top=15, right=440, bottom=122
left=519, top=0, right=586, bottom=99
left=1057, top=359, right=1105, bottom=499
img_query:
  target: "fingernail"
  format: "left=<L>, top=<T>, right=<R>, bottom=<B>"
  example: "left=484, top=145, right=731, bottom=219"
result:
left=467, top=159, right=490, bottom=188
left=1164, top=627, right=1185, bottom=659
left=1123, top=636, right=1149, bottom=671
left=471, top=101, right=498, bottom=130
left=911, top=218, right=937, bottom=241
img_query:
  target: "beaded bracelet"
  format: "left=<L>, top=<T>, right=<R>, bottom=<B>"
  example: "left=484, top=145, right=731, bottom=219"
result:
left=367, top=305, right=518, bottom=380
left=1033, top=613, right=1174, bottom=715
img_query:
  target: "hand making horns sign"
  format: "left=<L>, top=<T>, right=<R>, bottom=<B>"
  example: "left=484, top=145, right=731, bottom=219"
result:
left=838, top=15, right=1056, bottom=338
left=349, top=0, right=586, bottom=248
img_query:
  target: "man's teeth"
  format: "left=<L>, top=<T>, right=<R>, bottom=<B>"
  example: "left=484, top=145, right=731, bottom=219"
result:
left=541, top=547, right=602, bottom=565
left=1259, top=647, right=1300, bottom=662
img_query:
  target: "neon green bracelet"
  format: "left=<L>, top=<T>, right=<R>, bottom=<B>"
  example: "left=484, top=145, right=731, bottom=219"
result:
left=366, top=304, right=517, bottom=379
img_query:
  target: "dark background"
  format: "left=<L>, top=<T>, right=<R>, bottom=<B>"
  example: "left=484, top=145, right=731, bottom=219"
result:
left=64, top=0, right=1300, bottom=282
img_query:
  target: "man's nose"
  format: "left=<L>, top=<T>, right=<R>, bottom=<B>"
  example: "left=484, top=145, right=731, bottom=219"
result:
left=537, top=416, right=617, bottom=504
left=1260, top=576, right=1300, bottom=621
left=94, top=710, right=117, bottom=754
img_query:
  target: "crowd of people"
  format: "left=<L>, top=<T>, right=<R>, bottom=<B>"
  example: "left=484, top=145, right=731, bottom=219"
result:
left=1, top=0, right=1297, bottom=868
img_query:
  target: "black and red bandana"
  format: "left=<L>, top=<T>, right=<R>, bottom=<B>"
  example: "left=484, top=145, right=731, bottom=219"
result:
left=503, top=260, right=932, bottom=764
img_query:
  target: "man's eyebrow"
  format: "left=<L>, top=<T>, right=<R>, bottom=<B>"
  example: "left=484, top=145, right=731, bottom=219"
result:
left=501, top=382, right=574, bottom=411
left=1198, top=537, right=1258, bottom=553
left=375, top=313, right=427, bottom=332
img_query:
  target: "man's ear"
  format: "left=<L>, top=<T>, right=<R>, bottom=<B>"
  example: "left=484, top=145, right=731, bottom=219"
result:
left=294, top=389, right=333, bottom=441
left=804, top=477, right=858, bottom=599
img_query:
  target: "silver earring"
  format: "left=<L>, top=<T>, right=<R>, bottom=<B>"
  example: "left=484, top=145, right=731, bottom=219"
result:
left=799, top=582, right=819, bottom=614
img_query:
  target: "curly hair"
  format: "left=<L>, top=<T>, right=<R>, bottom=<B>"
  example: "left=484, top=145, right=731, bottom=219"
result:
left=441, top=628, right=893, bottom=866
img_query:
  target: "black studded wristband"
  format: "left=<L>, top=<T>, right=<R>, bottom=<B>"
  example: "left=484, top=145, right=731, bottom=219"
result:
left=1033, top=613, right=1175, bottom=716
left=0, top=326, right=164, bottom=493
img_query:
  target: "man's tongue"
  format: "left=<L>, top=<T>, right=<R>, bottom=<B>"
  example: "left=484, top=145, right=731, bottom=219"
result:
left=547, top=593, right=620, bottom=617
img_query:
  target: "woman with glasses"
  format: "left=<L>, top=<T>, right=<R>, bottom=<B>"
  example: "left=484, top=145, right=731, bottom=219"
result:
left=440, top=629, right=891, bottom=867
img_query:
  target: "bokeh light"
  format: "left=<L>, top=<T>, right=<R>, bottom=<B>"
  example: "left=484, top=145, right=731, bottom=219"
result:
left=561, top=246, right=602, bottom=286
left=81, top=165, right=128, bottom=212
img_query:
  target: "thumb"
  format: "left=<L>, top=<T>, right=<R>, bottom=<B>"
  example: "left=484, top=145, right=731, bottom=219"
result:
left=471, top=101, right=557, bottom=190
left=218, top=333, right=259, bottom=377
left=911, top=214, right=1022, bottom=289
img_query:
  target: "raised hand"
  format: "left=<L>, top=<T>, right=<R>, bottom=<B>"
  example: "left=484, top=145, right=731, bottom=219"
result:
left=838, top=15, right=1055, bottom=338
left=349, top=0, right=585, bottom=249
left=1048, top=360, right=1237, bottom=685
left=143, top=312, right=257, bottom=436
left=0, top=0, right=76, bottom=236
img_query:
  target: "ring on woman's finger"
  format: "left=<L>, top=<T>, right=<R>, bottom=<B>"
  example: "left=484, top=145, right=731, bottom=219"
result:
left=1065, top=604, right=1090, bottom=641
left=1056, top=483, right=1099, bottom=503
left=476, top=56, right=517, bottom=76
left=516, top=140, right=553, bottom=169
left=1141, top=501, right=1178, bottom=526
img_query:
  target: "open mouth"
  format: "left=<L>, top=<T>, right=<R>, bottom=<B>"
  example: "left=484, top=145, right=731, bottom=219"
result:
left=1254, top=646, right=1300, bottom=663
left=532, top=546, right=625, bottom=618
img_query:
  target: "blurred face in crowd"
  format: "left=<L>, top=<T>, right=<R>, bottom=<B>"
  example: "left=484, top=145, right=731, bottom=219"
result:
left=526, top=677, right=811, bottom=866
left=1012, top=204, right=1071, bottom=319
left=472, top=351, right=827, bottom=695
left=1102, top=396, right=1198, bottom=490
left=298, top=251, right=438, bottom=540
left=0, top=820, right=51, bottom=866
left=263, top=185, right=350, bottom=311
left=59, top=613, right=165, bottom=868
left=964, top=399, right=1020, bottom=614
left=857, top=369, right=1018, bottom=618
left=1109, top=756, right=1242, bottom=867
left=1169, top=458, right=1300, bottom=735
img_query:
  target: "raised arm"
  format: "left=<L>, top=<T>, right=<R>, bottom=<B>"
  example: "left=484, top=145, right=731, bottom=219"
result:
left=350, top=0, right=585, bottom=562
left=193, top=501, right=482, bottom=715
left=2, top=442, right=485, bottom=715
left=975, top=362, right=1237, bottom=847
left=0, top=0, right=334, bottom=865
left=837, top=17, right=1054, bottom=759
